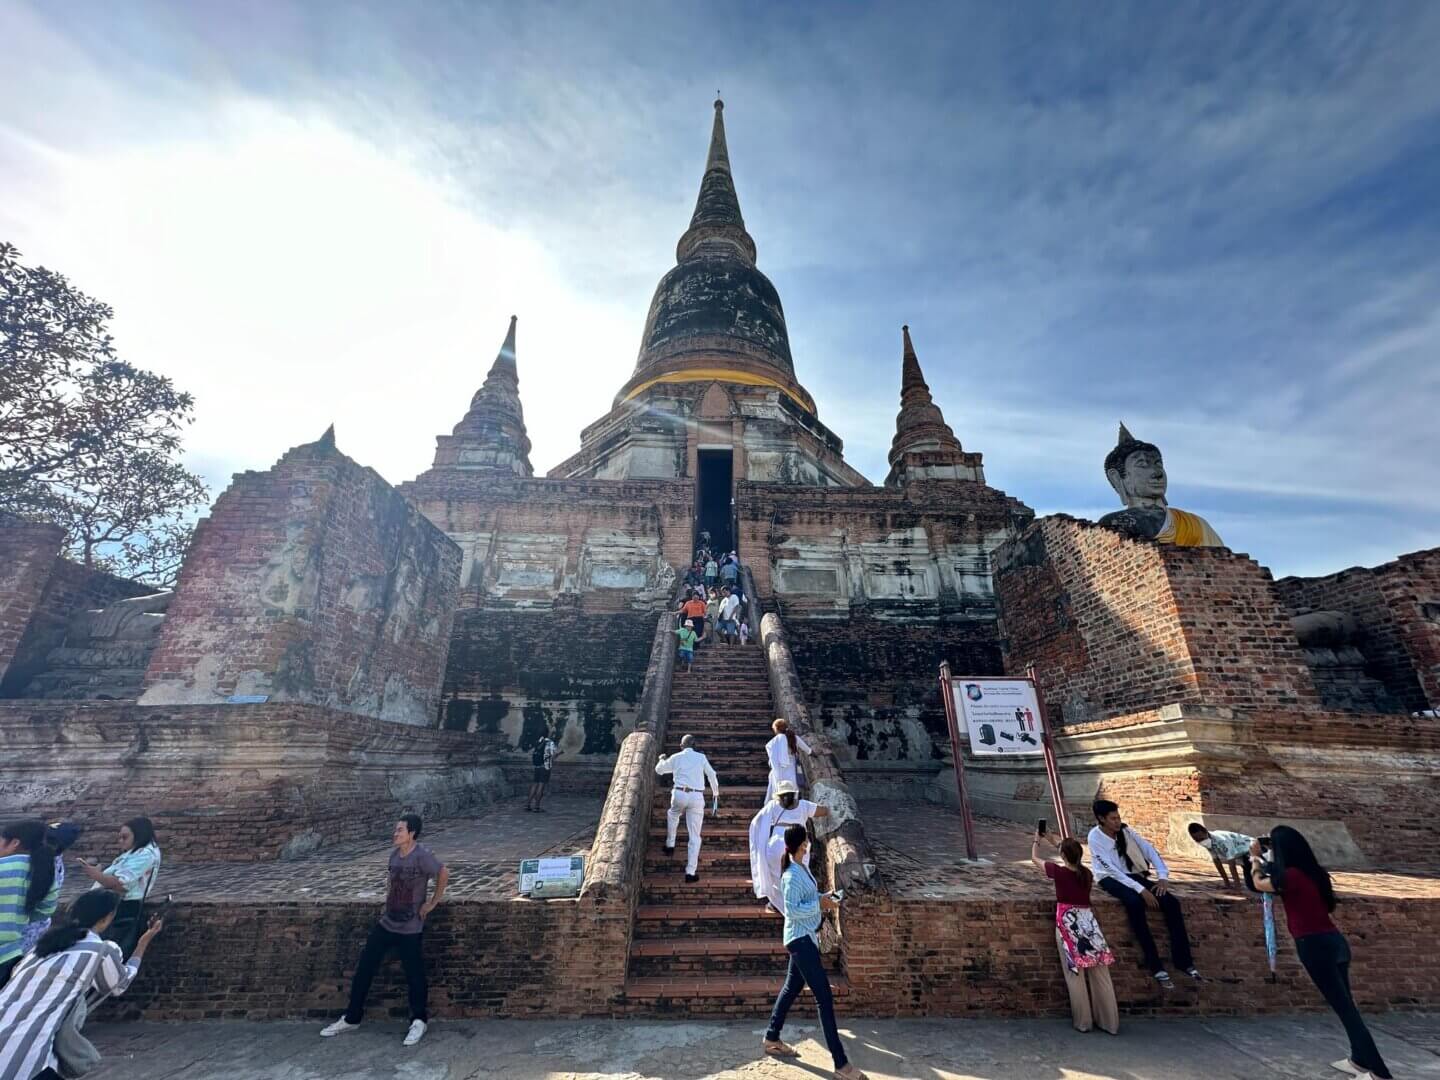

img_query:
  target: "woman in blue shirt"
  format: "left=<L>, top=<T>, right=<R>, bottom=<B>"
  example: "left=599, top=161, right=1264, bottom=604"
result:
left=761, top=824, right=867, bottom=1079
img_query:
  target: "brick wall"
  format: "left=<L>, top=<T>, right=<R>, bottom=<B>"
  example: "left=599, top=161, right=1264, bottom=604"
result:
left=0, top=516, right=64, bottom=686
left=784, top=616, right=1003, bottom=763
left=100, top=888, right=1440, bottom=1020
left=439, top=609, right=657, bottom=766
left=1279, top=547, right=1440, bottom=713
left=994, top=516, right=1319, bottom=725
left=840, top=891, right=1440, bottom=1017
left=0, top=701, right=509, bottom=861
left=399, top=470, right=694, bottom=610
left=0, top=558, right=156, bottom=699
left=141, top=437, right=461, bottom=724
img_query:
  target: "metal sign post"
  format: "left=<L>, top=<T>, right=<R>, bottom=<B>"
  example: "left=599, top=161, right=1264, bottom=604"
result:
left=1027, top=663, right=1071, bottom=840
left=938, top=661, right=979, bottom=861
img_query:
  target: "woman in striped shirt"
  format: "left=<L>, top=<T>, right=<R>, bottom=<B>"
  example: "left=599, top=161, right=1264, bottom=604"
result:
left=0, top=823, right=60, bottom=991
left=0, top=890, right=163, bottom=1080
left=761, top=824, right=867, bottom=1079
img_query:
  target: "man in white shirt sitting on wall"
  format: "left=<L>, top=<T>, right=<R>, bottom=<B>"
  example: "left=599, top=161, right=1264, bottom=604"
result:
left=656, top=734, right=721, bottom=883
left=1087, top=798, right=1201, bottom=989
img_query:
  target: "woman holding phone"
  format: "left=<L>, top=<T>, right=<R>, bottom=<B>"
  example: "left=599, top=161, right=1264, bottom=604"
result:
left=75, top=817, right=160, bottom=957
left=1031, top=827, right=1118, bottom=1034
left=760, top=824, right=866, bottom=1079
left=1246, top=826, right=1391, bottom=1080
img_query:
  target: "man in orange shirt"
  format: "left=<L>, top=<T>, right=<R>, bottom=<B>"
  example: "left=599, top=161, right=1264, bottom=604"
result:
left=677, top=590, right=708, bottom=646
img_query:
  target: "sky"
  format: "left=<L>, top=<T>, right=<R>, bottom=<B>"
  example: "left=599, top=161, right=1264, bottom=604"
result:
left=2, top=1, right=1438, bottom=578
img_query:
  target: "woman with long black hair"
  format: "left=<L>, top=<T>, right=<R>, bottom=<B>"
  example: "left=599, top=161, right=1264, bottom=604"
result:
left=75, top=816, right=160, bottom=957
left=0, top=890, right=163, bottom=1080
left=760, top=824, right=866, bottom=1079
left=1246, top=826, right=1391, bottom=1080
left=0, top=822, right=59, bottom=990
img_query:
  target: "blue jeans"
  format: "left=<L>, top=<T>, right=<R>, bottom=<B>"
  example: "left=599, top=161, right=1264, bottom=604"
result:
left=766, top=934, right=847, bottom=1069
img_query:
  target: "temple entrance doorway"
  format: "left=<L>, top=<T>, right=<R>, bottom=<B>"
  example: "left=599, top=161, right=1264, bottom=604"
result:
left=695, top=448, right=734, bottom=554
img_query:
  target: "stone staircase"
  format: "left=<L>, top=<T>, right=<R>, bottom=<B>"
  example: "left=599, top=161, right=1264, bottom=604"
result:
left=622, top=639, right=845, bottom=1014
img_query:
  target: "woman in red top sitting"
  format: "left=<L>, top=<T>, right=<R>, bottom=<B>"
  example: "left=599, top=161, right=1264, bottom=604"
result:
left=1031, top=833, right=1118, bottom=1034
left=1247, top=826, right=1391, bottom=1080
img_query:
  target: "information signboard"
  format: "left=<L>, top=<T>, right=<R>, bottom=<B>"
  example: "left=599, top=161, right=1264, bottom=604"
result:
left=519, top=855, right=584, bottom=897
left=952, top=677, right=1044, bottom=756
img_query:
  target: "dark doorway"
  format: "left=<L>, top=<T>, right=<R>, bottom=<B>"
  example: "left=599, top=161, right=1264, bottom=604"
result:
left=696, top=449, right=734, bottom=554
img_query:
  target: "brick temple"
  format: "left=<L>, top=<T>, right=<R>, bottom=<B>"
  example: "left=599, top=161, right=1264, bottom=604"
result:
left=3, top=100, right=1439, bottom=1020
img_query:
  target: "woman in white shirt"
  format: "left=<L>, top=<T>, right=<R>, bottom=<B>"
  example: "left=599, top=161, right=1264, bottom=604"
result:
left=748, top=780, right=830, bottom=912
left=75, top=817, right=160, bottom=957
left=764, top=719, right=811, bottom=804
left=0, top=889, right=163, bottom=1080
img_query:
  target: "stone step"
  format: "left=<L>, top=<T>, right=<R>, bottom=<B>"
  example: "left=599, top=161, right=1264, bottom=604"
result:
left=627, top=937, right=837, bottom=978
left=619, top=974, right=850, bottom=1014
left=632, top=903, right=782, bottom=940
left=643, top=849, right=750, bottom=873
left=641, top=874, right=756, bottom=904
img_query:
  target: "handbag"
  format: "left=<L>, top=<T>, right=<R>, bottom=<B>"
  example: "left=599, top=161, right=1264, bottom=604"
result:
left=53, top=992, right=101, bottom=1077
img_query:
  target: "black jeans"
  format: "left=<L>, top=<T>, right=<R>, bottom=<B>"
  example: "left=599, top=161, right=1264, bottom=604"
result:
left=1296, top=931, right=1390, bottom=1078
left=766, top=934, right=847, bottom=1070
left=344, top=923, right=428, bottom=1023
left=1099, top=874, right=1193, bottom=974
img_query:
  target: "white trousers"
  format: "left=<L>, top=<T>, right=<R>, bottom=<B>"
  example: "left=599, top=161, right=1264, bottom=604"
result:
left=666, top=790, right=705, bottom=874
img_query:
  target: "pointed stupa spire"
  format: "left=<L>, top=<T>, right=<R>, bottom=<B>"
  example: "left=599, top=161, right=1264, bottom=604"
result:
left=430, top=316, right=533, bottom=476
left=675, top=99, right=757, bottom=264
left=886, top=325, right=982, bottom=486
left=317, top=423, right=336, bottom=450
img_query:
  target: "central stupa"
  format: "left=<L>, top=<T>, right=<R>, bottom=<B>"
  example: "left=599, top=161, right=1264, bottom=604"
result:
left=550, top=100, right=864, bottom=500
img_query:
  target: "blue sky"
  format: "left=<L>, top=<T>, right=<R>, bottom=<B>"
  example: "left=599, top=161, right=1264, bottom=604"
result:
left=2, top=2, right=1437, bottom=577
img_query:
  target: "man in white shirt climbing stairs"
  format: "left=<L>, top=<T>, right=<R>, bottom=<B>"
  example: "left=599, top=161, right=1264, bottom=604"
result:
left=656, top=734, right=721, bottom=882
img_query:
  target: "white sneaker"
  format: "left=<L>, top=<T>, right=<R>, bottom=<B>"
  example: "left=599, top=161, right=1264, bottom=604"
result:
left=403, top=1019, right=427, bottom=1046
left=320, top=1017, right=359, bottom=1037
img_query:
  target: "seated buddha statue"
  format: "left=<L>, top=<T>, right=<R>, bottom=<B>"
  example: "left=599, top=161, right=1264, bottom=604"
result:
left=1097, top=423, right=1224, bottom=547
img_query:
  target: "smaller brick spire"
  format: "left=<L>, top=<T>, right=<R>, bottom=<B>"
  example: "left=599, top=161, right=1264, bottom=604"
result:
left=885, top=325, right=983, bottom=486
left=430, top=315, right=534, bottom=476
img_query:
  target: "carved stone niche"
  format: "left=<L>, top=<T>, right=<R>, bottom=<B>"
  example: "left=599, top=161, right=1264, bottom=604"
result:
left=22, top=591, right=172, bottom=700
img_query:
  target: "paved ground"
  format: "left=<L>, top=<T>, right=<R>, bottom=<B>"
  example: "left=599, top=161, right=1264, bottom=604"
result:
left=84, top=1013, right=1440, bottom=1078
left=60, top=795, right=602, bottom=904
left=861, top=800, right=1440, bottom=902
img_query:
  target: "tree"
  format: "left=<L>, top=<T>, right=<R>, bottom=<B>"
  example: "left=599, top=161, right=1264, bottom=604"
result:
left=0, top=242, right=207, bottom=586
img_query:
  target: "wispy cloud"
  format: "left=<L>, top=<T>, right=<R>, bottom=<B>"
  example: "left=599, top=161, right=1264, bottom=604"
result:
left=1, top=0, right=1437, bottom=577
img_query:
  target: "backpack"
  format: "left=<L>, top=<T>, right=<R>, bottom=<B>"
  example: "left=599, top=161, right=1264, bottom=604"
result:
left=531, top=739, right=549, bottom=767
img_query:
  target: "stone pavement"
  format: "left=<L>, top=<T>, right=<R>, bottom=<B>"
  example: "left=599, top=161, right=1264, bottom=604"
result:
left=862, top=800, right=1440, bottom=903
left=84, top=1013, right=1440, bottom=1079
left=60, top=795, right=602, bottom=904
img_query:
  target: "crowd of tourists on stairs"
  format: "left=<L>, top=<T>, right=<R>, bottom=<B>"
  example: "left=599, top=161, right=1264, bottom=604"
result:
left=1, top=816, right=165, bottom=1079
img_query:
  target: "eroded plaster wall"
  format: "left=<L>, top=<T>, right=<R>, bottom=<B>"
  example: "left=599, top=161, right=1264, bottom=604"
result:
left=140, top=438, right=462, bottom=724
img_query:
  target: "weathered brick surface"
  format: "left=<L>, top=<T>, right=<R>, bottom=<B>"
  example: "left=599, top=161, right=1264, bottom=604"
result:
left=1278, top=547, right=1440, bottom=713
left=141, top=437, right=461, bottom=724
left=994, top=516, right=1320, bottom=725
left=0, top=516, right=65, bottom=687
left=97, top=886, right=1440, bottom=1020
left=840, top=892, right=1440, bottom=1017
left=439, top=609, right=656, bottom=765
left=399, top=470, right=694, bottom=609
left=784, top=616, right=1003, bottom=763
left=0, top=701, right=508, bottom=861
left=0, top=519, right=152, bottom=697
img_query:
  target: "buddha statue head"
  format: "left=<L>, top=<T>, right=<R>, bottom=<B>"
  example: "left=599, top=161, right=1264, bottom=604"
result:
left=1104, top=423, right=1167, bottom=509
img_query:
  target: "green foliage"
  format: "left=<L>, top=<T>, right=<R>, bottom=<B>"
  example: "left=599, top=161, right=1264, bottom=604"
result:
left=0, top=242, right=207, bottom=586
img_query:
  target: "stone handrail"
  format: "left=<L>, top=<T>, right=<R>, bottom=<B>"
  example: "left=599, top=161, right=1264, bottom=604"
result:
left=739, top=563, right=762, bottom=641
left=758, top=611, right=880, bottom=894
left=582, top=599, right=677, bottom=900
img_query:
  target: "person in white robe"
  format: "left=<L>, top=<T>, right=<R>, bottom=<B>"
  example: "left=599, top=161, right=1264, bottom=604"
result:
left=749, top=779, right=830, bottom=912
left=764, top=719, right=812, bottom=804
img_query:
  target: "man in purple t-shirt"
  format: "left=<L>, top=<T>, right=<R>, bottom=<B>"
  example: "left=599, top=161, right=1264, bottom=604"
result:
left=320, top=814, right=449, bottom=1047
